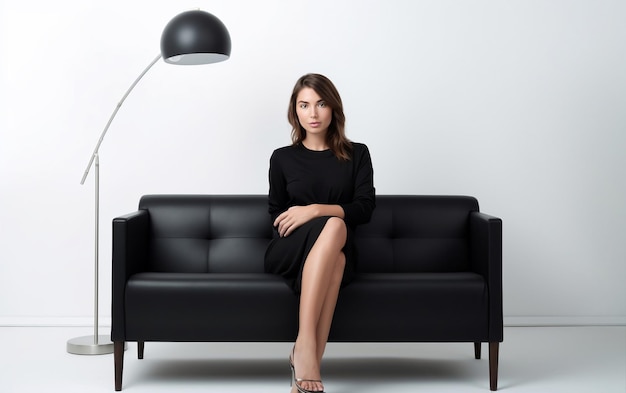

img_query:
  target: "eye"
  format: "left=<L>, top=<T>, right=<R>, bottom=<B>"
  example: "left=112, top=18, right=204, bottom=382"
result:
left=299, top=103, right=308, bottom=109
left=318, top=102, right=326, bottom=108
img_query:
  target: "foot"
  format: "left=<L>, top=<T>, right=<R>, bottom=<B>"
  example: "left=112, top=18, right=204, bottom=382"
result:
left=290, top=344, right=324, bottom=392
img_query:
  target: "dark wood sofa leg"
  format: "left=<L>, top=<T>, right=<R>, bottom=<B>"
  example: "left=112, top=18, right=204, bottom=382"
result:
left=114, top=341, right=125, bottom=391
left=489, top=342, right=499, bottom=391
left=474, top=342, right=481, bottom=359
left=138, top=341, right=145, bottom=359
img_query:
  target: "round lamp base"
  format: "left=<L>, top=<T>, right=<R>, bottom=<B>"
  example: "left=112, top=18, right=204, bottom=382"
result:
left=67, top=335, right=115, bottom=355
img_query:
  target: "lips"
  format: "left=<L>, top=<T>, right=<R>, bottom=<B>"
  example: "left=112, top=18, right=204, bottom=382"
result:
left=309, top=122, right=321, bottom=127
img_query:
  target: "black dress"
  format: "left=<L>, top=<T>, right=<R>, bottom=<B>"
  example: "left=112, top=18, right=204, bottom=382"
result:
left=264, top=142, right=375, bottom=293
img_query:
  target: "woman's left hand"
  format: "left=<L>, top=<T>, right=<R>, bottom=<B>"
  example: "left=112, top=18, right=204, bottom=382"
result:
left=274, top=205, right=317, bottom=237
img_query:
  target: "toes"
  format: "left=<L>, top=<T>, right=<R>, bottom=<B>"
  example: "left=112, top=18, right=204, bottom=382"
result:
left=297, top=380, right=323, bottom=392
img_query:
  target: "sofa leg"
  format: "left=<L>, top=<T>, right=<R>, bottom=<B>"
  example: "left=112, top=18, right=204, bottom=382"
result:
left=489, top=342, right=499, bottom=391
left=138, top=341, right=145, bottom=359
left=114, top=341, right=125, bottom=391
left=474, top=342, right=481, bottom=359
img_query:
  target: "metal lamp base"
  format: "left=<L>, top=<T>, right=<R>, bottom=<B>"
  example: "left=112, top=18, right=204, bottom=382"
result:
left=67, top=335, right=115, bottom=355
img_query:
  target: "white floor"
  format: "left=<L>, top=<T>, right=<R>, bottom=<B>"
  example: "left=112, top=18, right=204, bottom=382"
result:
left=2, top=326, right=625, bottom=392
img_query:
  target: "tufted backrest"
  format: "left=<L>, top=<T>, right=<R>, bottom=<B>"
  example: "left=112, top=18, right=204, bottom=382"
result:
left=139, top=195, right=273, bottom=273
left=138, top=195, right=478, bottom=274
left=355, top=195, right=478, bottom=273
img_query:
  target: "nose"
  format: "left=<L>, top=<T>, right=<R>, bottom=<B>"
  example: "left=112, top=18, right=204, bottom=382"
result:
left=310, top=106, right=318, bottom=118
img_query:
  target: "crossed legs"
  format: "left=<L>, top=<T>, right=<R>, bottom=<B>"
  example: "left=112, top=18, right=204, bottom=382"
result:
left=291, top=217, right=347, bottom=393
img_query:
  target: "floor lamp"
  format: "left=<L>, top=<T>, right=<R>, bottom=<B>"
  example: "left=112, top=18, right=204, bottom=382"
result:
left=67, top=10, right=231, bottom=355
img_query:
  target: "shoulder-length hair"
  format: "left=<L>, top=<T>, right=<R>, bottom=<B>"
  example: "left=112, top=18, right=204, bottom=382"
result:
left=287, top=73, right=352, bottom=161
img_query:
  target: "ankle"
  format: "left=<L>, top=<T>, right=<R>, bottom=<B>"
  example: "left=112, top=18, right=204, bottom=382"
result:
left=294, top=336, right=317, bottom=355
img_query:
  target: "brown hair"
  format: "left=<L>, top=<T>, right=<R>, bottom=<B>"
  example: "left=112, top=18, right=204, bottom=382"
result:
left=287, top=73, right=352, bottom=161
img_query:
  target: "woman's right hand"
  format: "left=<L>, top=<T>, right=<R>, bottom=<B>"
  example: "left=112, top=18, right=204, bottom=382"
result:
left=273, top=205, right=316, bottom=237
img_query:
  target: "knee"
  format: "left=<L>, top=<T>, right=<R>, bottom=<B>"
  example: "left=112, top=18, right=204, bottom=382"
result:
left=324, top=217, right=347, bottom=240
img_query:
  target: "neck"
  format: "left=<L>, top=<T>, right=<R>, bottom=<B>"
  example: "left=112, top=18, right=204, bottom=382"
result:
left=302, top=135, right=328, bottom=151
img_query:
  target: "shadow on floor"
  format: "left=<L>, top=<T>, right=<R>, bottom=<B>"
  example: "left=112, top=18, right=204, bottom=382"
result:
left=124, top=356, right=488, bottom=390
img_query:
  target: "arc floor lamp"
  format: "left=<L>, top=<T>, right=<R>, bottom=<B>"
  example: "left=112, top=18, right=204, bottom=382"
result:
left=67, top=10, right=231, bottom=355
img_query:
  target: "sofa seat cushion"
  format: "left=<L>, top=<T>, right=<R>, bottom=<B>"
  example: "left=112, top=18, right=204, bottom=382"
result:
left=125, top=271, right=488, bottom=343
left=331, top=272, right=489, bottom=342
left=125, top=273, right=298, bottom=341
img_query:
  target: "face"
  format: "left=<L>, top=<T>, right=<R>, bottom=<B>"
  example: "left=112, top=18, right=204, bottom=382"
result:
left=295, top=87, right=332, bottom=138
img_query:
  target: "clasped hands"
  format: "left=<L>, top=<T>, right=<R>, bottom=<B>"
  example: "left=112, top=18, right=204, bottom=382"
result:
left=274, top=205, right=318, bottom=237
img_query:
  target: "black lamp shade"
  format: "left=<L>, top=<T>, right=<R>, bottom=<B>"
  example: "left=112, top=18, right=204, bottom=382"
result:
left=160, top=10, right=231, bottom=65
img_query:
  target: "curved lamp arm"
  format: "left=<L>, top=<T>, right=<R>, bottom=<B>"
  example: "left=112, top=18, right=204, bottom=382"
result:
left=80, top=54, right=162, bottom=184
left=68, top=9, right=231, bottom=358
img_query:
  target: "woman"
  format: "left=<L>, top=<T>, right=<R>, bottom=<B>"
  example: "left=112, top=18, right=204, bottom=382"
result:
left=264, top=73, right=375, bottom=393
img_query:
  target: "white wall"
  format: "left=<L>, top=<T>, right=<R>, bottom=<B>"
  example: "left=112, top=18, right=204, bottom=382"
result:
left=1, top=0, right=624, bottom=326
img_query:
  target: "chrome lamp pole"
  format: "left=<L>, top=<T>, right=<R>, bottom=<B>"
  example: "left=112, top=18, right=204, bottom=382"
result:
left=67, top=10, right=231, bottom=355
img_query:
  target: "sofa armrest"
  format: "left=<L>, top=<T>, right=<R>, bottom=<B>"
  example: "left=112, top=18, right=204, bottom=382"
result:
left=111, top=209, right=150, bottom=341
left=469, top=211, right=503, bottom=342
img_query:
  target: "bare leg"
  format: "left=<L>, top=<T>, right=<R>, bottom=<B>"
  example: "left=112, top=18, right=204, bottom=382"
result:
left=291, top=217, right=347, bottom=392
left=315, top=252, right=345, bottom=363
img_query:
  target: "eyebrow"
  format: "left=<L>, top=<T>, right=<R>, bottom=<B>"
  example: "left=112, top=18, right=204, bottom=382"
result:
left=297, top=100, right=325, bottom=104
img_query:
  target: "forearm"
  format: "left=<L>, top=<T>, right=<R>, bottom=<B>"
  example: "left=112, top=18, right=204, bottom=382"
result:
left=311, top=203, right=345, bottom=219
left=274, top=204, right=345, bottom=237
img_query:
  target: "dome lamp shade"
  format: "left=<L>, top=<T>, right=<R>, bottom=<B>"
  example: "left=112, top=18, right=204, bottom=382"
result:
left=160, top=10, right=231, bottom=65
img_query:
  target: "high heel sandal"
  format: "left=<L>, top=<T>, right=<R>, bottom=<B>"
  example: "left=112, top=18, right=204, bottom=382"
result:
left=289, top=347, right=325, bottom=393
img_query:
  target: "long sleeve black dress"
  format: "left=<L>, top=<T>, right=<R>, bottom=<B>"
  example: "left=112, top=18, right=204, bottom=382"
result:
left=264, top=142, right=375, bottom=293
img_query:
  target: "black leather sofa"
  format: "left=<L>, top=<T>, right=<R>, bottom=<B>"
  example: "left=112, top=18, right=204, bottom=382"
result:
left=111, top=195, right=503, bottom=390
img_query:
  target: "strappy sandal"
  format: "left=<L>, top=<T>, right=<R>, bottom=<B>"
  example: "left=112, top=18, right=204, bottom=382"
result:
left=289, top=346, right=325, bottom=393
